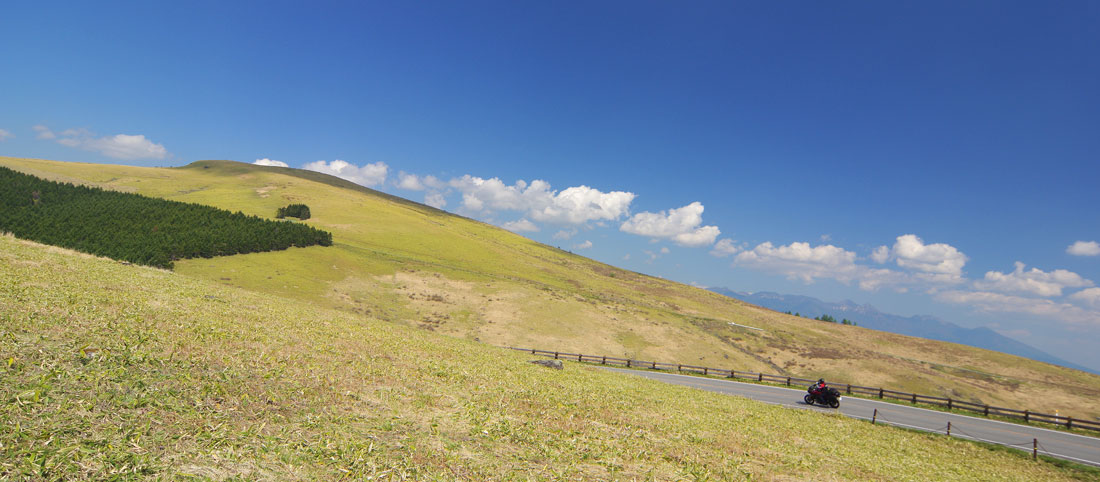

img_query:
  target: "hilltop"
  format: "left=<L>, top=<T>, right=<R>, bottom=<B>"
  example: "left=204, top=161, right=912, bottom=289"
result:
left=2, top=156, right=1099, bottom=423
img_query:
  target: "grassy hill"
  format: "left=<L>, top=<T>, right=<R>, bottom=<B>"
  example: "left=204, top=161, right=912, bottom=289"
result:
left=3, top=156, right=1099, bottom=424
left=2, top=234, right=1095, bottom=480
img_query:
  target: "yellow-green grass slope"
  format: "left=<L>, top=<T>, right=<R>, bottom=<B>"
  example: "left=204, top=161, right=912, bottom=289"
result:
left=3, top=156, right=1099, bottom=423
left=2, top=235, right=1096, bottom=481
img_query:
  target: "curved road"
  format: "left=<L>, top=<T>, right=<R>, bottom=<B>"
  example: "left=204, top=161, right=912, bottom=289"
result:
left=602, top=367, right=1100, bottom=467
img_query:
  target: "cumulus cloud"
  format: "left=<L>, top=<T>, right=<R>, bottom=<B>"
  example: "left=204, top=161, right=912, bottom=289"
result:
left=1068, top=241, right=1100, bottom=257
left=936, top=290, right=1100, bottom=326
left=303, top=160, right=388, bottom=187
left=734, top=240, right=907, bottom=291
left=502, top=218, right=539, bottom=233
left=573, top=240, right=593, bottom=250
left=1070, top=288, right=1100, bottom=308
left=396, top=172, right=446, bottom=192
left=33, top=125, right=55, bottom=139
left=974, top=262, right=1093, bottom=297
left=553, top=229, right=577, bottom=240
left=710, top=238, right=741, bottom=258
left=620, top=202, right=720, bottom=247
left=449, top=175, right=635, bottom=225
left=424, top=192, right=446, bottom=209
left=35, top=125, right=170, bottom=161
left=396, top=171, right=429, bottom=191
left=0, top=129, right=12, bottom=141
left=253, top=158, right=289, bottom=167
left=735, top=241, right=860, bottom=284
left=873, top=234, right=967, bottom=281
left=870, top=245, right=891, bottom=264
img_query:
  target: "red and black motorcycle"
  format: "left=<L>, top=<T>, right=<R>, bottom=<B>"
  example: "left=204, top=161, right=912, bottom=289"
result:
left=805, top=384, right=842, bottom=408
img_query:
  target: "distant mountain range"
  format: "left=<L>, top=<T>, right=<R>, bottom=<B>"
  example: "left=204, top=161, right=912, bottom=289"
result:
left=710, top=288, right=1098, bottom=375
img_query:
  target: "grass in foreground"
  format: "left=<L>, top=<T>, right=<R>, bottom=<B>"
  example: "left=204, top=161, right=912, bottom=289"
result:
left=1, top=235, right=1095, bottom=481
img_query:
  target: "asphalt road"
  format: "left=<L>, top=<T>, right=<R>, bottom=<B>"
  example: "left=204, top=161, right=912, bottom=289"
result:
left=602, top=366, right=1100, bottom=467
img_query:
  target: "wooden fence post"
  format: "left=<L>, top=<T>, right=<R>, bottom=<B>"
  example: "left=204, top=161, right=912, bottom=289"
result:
left=879, top=388, right=884, bottom=399
left=704, top=368, right=709, bottom=376
left=577, top=354, right=582, bottom=362
left=911, top=393, right=917, bottom=404
left=758, top=373, right=763, bottom=382
left=601, top=356, right=606, bottom=364
left=1067, top=417, right=1074, bottom=430
left=947, top=399, right=953, bottom=410
left=1024, top=410, right=1030, bottom=423
left=530, top=348, right=536, bottom=354
left=846, top=384, right=851, bottom=395
left=554, top=352, right=559, bottom=359
left=626, top=359, right=631, bottom=368
left=984, top=405, right=989, bottom=416
left=786, top=377, right=791, bottom=386
left=652, top=361, right=656, bottom=369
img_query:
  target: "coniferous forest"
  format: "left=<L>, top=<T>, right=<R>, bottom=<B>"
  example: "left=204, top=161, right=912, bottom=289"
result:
left=0, top=166, right=333, bottom=269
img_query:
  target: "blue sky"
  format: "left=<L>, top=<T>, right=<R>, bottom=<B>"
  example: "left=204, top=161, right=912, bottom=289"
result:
left=3, top=2, right=1099, bottom=369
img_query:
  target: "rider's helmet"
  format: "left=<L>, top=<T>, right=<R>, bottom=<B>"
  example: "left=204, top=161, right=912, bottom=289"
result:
left=817, top=378, right=825, bottom=386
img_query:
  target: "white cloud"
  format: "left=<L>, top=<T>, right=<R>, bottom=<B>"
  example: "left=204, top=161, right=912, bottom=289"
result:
left=424, top=192, right=446, bottom=209
left=502, top=219, right=539, bottom=233
left=660, top=247, right=670, bottom=254
left=1070, top=288, right=1100, bottom=308
left=303, top=160, right=388, bottom=187
left=396, top=172, right=425, bottom=191
left=974, top=262, right=1093, bottom=297
left=574, top=240, right=593, bottom=250
left=253, top=158, right=289, bottom=167
left=873, top=234, right=967, bottom=280
left=0, top=129, right=12, bottom=141
left=937, top=290, right=1100, bottom=326
left=37, top=125, right=170, bottom=161
left=710, top=238, right=741, bottom=258
left=449, top=175, right=635, bottom=225
left=33, top=125, right=55, bottom=139
left=870, top=245, right=891, bottom=264
left=553, top=229, right=577, bottom=240
left=734, top=240, right=908, bottom=291
left=619, top=202, right=720, bottom=247
left=735, top=241, right=860, bottom=284
left=1068, top=241, right=1100, bottom=257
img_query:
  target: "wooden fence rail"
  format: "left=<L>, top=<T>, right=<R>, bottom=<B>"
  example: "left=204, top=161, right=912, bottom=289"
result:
left=508, top=346, right=1100, bottom=433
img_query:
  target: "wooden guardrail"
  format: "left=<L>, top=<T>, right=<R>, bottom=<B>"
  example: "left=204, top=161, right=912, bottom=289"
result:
left=508, top=347, right=1100, bottom=433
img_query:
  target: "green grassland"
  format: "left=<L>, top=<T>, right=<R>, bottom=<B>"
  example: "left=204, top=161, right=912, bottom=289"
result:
left=2, top=156, right=1099, bottom=425
left=3, top=234, right=1097, bottom=481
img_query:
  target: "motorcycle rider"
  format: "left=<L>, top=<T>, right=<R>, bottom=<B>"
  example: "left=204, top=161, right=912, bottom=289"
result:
left=813, top=379, right=827, bottom=402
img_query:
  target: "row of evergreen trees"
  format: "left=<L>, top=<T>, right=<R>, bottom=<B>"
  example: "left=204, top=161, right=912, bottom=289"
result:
left=0, top=166, right=333, bottom=269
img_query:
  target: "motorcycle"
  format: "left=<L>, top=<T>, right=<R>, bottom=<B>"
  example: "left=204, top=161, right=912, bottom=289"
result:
left=805, top=384, right=842, bottom=408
